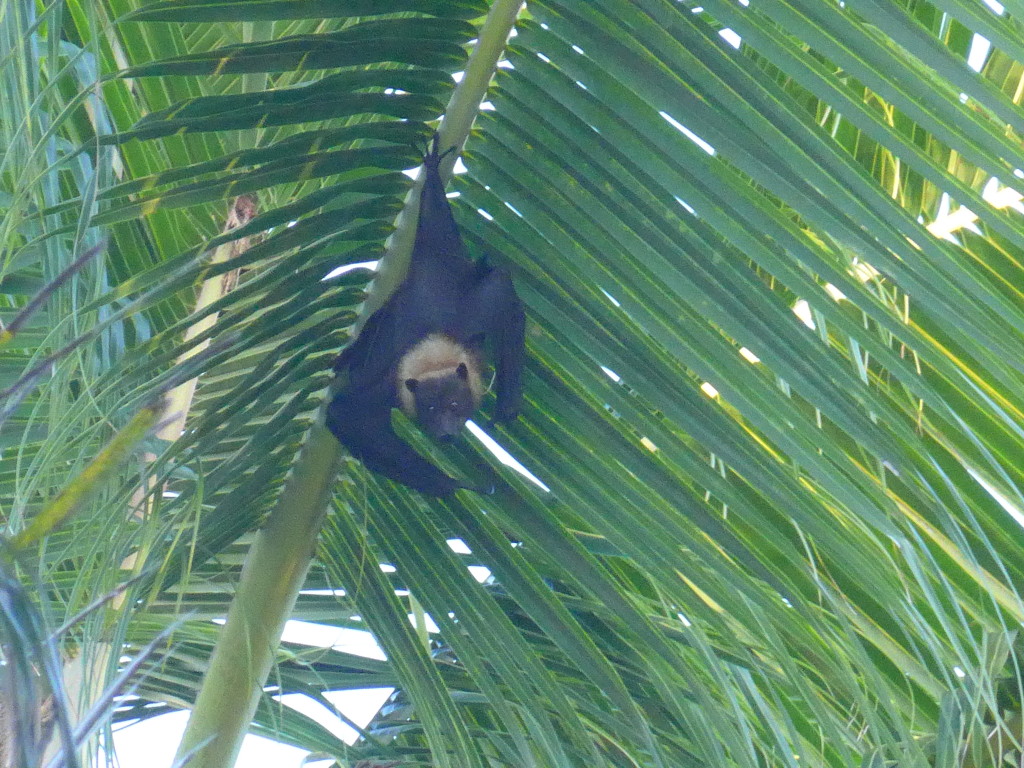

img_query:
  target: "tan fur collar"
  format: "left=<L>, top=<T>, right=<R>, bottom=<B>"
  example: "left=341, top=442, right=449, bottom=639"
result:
left=397, top=334, right=483, bottom=417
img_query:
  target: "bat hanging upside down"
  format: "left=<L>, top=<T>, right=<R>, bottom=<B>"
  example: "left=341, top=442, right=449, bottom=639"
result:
left=326, top=136, right=526, bottom=496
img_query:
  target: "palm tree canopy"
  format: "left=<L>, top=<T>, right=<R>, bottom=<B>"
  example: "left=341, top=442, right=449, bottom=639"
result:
left=4, top=0, right=1024, bottom=766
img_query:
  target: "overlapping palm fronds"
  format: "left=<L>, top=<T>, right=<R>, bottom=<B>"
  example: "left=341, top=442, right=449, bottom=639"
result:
left=5, top=0, right=1024, bottom=766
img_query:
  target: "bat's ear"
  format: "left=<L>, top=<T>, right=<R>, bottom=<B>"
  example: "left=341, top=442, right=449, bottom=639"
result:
left=456, top=363, right=469, bottom=380
left=405, top=378, right=419, bottom=392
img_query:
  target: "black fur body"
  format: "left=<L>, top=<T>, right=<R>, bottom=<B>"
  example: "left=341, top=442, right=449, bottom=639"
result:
left=327, top=139, right=526, bottom=496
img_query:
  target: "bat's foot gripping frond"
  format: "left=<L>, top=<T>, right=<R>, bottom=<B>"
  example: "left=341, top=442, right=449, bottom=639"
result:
left=423, top=131, right=458, bottom=170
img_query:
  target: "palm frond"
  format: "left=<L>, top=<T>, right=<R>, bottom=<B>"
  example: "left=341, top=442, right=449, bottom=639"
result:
left=7, top=0, right=1024, bottom=766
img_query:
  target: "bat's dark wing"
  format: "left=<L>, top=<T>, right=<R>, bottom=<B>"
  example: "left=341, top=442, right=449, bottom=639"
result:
left=329, top=287, right=468, bottom=496
left=333, top=287, right=420, bottom=392
left=456, top=265, right=526, bottom=423
left=327, top=386, right=466, bottom=497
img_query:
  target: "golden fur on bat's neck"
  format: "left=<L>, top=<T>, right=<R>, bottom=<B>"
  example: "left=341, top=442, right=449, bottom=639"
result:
left=397, top=334, right=483, bottom=417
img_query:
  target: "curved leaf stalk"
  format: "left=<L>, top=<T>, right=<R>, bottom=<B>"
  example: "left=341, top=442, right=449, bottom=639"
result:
left=31, top=399, right=163, bottom=767
left=174, top=3, right=525, bottom=767
left=48, top=199, right=257, bottom=766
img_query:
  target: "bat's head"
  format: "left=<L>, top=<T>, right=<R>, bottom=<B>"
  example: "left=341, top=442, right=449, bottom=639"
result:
left=405, top=362, right=476, bottom=440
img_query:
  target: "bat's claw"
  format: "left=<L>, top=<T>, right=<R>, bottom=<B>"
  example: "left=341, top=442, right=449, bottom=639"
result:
left=423, top=131, right=457, bottom=168
left=490, top=406, right=520, bottom=427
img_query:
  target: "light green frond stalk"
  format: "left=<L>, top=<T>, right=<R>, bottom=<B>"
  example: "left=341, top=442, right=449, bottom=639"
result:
left=174, top=4, right=524, bottom=767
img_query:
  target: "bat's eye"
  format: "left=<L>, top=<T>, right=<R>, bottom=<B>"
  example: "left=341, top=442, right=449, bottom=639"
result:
left=427, top=405, right=436, bottom=412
